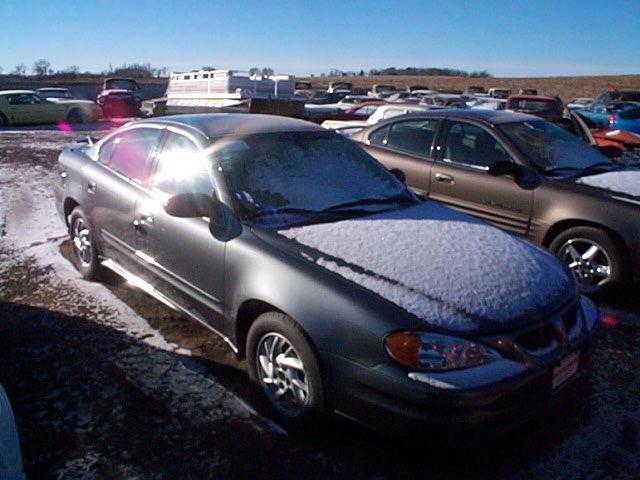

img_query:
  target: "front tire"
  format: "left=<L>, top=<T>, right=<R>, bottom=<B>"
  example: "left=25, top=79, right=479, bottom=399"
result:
left=0, top=112, right=8, bottom=127
left=69, top=207, right=103, bottom=280
left=549, top=226, right=628, bottom=294
left=247, top=312, right=324, bottom=429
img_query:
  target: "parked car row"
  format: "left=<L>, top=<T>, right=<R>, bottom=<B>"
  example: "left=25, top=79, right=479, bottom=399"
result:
left=0, top=77, right=145, bottom=127
left=55, top=112, right=603, bottom=435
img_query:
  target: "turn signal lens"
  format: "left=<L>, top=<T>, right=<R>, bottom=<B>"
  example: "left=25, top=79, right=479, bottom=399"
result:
left=609, top=114, right=616, bottom=126
left=384, top=331, right=501, bottom=371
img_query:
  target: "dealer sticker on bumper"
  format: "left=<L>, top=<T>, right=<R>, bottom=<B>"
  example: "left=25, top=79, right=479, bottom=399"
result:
left=552, top=352, right=580, bottom=390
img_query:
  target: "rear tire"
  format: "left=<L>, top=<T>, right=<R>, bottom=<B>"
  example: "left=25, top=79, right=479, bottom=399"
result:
left=67, top=109, right=84, bottom=124
left=549, top=226, right=628, bottom=294
left=69, top=207, right=103, bottom=280
left=0, top=112, right=7, bottom=127
left=247, top=312, right=324, bottom=429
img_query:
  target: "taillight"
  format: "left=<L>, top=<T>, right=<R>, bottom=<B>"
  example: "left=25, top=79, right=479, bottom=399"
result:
left=609, top=114, right=616, bottom=126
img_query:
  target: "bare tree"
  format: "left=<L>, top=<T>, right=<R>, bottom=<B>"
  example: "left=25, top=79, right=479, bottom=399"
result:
left=64, top=65, right=80, bottom=74
left=33, top=59, right=51, bottom=76
left=12, top=64, right=26, bottom=76
left=249, top=67, right=261, bottom=76
left=261, top=67, right=274, bottom=77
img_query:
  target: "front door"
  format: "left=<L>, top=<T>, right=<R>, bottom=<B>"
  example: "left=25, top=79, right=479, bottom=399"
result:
left=428, top=120, right=533, bottom=235
left=133, top=130, right=226, bottom=333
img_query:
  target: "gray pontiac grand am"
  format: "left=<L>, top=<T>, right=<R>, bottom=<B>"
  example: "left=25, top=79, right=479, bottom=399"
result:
left=55, top=114, right=600, bottom=433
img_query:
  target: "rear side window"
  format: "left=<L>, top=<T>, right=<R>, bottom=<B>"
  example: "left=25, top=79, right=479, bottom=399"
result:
left=368, top=126, right=390, bottom=146
left=108, top=128, right=162, bottom=183
left=151, top=132, right=213, bottom=196
left=385, top=119, right=439, bottom=157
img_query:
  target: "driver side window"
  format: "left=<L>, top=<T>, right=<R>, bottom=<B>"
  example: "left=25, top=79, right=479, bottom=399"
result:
left=443, top=122, right=511, bottom=168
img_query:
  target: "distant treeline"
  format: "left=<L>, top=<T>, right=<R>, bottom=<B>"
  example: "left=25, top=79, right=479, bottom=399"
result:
left=319, top=67, right=492, bottom=78
left=0, top=61, right=168, bottom=79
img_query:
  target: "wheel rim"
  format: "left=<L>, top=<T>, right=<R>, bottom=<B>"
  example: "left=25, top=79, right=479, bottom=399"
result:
left=256, top=332, right=309, bottom=417
left=557, top=238, right=612, bottom=293
left=72, top=218, right=93, bottom=267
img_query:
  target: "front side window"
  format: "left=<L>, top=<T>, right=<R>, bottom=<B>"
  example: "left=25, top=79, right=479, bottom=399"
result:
left=151, top=132, right=213, bottom=196
left=443, top=122, right=511, bottom=168
left=108, top=128, right=162, bottom=183
left=385, top=119, right=439, bottom=157
left=7, top=94, right=39, bottom=105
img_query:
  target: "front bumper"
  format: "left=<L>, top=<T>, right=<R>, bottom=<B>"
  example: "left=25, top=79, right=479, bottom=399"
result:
left=325, top=297, right=600, bottom=436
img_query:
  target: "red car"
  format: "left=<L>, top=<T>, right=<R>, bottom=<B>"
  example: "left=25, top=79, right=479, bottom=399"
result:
left=506, top=94, right=563, bottom=122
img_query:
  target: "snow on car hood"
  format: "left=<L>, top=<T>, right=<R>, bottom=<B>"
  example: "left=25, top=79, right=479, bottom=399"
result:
left=576, top=169, right=640, bottom=198
left=279, top=202, right=574, bottom=333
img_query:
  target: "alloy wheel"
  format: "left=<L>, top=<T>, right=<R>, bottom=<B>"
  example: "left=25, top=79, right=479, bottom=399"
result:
left=72, top=218, right=93, bottom=267
left=256, top=332, right=309, bottom=416
left=557, top=238, right=612, bottom=293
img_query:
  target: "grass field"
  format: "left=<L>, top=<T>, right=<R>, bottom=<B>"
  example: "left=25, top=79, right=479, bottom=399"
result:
left=299, top=74, right=640, bottom=101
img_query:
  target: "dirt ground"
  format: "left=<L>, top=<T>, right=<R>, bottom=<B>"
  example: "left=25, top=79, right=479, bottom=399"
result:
left=0, top=124, right=639, bottom=479
left=300, top=74, right=640, bottom=101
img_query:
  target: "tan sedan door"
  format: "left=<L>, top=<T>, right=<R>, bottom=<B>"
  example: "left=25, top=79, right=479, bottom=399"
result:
left=428, top=120, right=533, bottom=235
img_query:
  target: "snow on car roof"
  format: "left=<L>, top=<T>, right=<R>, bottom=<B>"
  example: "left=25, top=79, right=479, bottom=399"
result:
left=280, top=201, right=573, bottom=333
left=137, top=113, right=324, bottom=139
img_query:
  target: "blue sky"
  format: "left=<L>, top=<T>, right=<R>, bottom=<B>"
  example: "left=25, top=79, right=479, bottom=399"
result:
left=1, top=0, right=639, bottom=77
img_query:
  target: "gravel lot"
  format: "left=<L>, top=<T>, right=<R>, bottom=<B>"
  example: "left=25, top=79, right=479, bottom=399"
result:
left=1, top=125, right=639, bottom=479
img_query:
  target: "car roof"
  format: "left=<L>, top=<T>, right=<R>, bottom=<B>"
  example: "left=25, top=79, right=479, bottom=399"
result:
left=135, top=113, right=325, bottom=139
left=0, top=90, right=36, bottom=96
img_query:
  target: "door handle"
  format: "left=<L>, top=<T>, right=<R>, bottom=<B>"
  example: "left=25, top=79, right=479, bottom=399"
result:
left=87, top=181, right=97, bottom=194
left=133, top=214, right=153, bottom=230
left=434, top=172, right=455, bottom=184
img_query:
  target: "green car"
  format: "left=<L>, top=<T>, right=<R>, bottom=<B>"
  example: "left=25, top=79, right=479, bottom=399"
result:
left=0, top=90, right=101, bottom=127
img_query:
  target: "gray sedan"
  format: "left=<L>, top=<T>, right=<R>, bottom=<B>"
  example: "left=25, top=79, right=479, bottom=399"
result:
left=55, top=114, right=599, bottom=432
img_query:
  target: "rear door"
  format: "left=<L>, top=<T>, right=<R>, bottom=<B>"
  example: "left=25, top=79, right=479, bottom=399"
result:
left=361, top=118, right=440, bottom=196
left=84, top=126, right=164, bottom=271
left=428, top=119, right=533, bottom=235
left=133, top=129, right=226, bottom=332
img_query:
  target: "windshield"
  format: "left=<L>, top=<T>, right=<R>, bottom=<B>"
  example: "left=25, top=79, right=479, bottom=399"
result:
left=215, top=131, right=411, bottom=219
left=40, top=89, right=70, bottom=98
left=499, top=120, right=615, bottom=175
left=105, top=79, right=137, bottom=90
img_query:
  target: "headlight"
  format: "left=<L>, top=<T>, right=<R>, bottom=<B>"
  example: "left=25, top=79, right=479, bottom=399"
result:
left=384, top=331, right=501, bottom=371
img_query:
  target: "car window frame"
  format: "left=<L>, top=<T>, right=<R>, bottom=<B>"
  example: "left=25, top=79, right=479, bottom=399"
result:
left=366, top=118, right=441, bottom=159
left=437, top=119, right=517, bottom=172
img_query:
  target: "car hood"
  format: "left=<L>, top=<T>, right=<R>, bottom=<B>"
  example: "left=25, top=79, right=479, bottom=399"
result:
left=273, top=201, right=574, bottom=334
left=575, top=168, right=640, bottom=198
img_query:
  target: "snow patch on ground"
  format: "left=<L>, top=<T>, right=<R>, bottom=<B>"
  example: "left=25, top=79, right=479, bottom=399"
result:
left=280, top=201, right=573, bottom=332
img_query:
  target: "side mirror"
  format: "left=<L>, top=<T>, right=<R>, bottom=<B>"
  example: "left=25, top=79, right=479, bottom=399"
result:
left=488, top=160, right=522, bottom=177
left=390, top=168, right=406, bottom=183
left=164, top=193, right=213, bottom=218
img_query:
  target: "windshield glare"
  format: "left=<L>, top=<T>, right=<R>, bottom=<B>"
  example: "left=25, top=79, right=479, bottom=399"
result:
left=215, top=131, right=409, bottom=217
left=498, top=120, right=612, bottom=174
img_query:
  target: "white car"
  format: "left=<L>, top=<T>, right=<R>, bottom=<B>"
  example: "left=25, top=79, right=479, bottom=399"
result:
left=322, top=104, right=433, bottom=131
left=0, top=385, right=25, bottom=480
